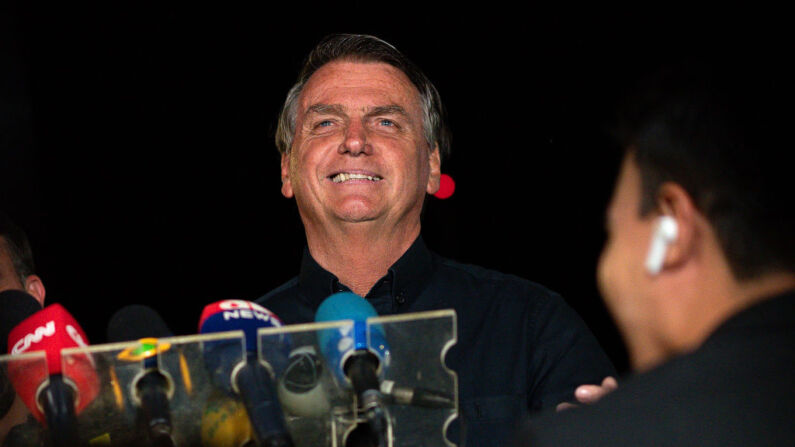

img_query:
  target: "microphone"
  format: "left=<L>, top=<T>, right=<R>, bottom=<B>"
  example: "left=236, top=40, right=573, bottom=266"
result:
left=106, top=304, right=174, bottom=342
left=106, top=305, right=178, bottom=447
left=200, top=390, right=254, bottom=447
left=0, top=290, right=42, bottom=356
left=6, top=303, right=100, bottom=447
left=314, top=292, right=391, bottom=447
left=198, top=299, right=293, bottom=447
left=379, top=380, right=454, bottom=409
left=276, top=345, right=330, bottom=418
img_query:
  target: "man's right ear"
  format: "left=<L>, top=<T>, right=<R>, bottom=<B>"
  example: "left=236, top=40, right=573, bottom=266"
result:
left=280, top=152, right=294, bottom=198
left=24, top=274, right=46, bottom=306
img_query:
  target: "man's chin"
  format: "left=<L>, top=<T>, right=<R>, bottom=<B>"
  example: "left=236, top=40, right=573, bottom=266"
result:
left=334, top=210, right=379, bottom=223
left=330, top=199, right=382, bottom=223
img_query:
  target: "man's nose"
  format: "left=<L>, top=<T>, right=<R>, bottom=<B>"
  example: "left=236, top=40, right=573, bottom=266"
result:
left=339, top=121, right=372, bottom=156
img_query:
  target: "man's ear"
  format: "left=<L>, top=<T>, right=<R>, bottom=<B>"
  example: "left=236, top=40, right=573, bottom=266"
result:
left=24, top=274, right=46, bottom=306
left=654, top=182, right=698, bottom=272
left=426, top=144, right=442, bottom=195
left=280, top=151, right=294, bottom=198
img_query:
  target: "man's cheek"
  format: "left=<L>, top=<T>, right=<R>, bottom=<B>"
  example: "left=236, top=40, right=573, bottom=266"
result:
left=596, top=245, right=620, bottom=308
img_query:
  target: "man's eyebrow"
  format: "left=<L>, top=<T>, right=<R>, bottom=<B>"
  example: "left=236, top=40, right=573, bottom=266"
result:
left=305, top=103, right=346, bottom=117
left=304, top=104, right=412, bottom=121
left=364, top=105, right=410, bottom=118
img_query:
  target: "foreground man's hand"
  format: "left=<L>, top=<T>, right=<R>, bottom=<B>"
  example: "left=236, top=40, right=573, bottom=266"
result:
left=556, top=376, right=618, bottom=411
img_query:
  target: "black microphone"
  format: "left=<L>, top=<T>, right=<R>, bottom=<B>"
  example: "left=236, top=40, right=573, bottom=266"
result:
left=379, top=380, right=454, bottom=408
left=107, top=305, right=177, bottom=447
left=0, top=290, right=42, bottom=356
left=106, top=304, right=174, bottom=342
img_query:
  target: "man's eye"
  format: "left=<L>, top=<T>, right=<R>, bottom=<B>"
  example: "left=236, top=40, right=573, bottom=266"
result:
left=316, top=120, right=333, bottom=127
left=379, top=119, right=394, bottom=126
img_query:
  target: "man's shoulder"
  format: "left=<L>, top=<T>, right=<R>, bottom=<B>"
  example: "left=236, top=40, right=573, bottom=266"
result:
left=253, top=276, right=308, bottom=323
left=518, top=334, right=795, bottom=446
left=256, top=276, right=299, bottom=304
left=431, top=253, right=563, bottom=307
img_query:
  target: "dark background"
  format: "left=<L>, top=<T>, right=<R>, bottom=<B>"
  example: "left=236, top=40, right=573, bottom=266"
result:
left=2, top=4, right=784, bottom=374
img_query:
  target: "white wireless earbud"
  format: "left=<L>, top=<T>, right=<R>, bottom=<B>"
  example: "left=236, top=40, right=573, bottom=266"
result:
left=645, top=215, right=678, bottom=275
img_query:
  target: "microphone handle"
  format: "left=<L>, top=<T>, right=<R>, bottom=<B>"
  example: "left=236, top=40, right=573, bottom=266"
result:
left=137, top=371, right=175, bottom=447
left=345, top=352, right=381, bottom=407
left=345, top=353, right=388, bottom=447
left=40, top=374, right=79, bottom=447
left=236, top=357, right=293, bottom=447
left=381, top=381, right=455, bottom=409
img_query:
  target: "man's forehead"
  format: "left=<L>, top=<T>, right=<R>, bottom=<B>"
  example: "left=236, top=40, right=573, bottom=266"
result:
left=305, top=103, right=410, bottom=117
left=611, top=154, right=644, bottom=215
left=298, top=61, right=421, bottom=111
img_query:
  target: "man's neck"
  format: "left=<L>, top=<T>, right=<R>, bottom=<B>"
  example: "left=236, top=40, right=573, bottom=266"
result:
left=660, top=268, right=795, bottom=367
left=304, top=221, right=421, bottom=297
left=732, top=272, right=795, bottom=312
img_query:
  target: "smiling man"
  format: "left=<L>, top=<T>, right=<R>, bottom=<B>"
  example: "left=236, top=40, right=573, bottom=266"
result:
left=257, top=34, right=615, bottom=446
left=279, top=59, right=438, bottom=295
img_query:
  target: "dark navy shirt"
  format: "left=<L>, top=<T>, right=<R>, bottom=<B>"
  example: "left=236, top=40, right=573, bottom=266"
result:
left=257, top=236, right=615, bottom=447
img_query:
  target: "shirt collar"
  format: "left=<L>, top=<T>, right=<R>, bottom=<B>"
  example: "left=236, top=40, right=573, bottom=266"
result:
left=296, top=235, right=434, bottom=312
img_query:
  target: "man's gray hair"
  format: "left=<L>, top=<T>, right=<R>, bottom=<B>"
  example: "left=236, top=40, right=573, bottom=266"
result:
left=275, top=34, right=450, bottom=159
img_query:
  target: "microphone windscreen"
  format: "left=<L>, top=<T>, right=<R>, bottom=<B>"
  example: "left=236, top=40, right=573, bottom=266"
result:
left=277, top=346, right=330, bottom=417
left=313, top=293, right=390, bottom=386
left=314, top=292, right=378, bottom=324
left=6, top=303, right=99, bottom=422
left=200, top=392, right=253, bottom=447
left=0, top=290, right=42, bottom=355
left=199, top=300, right=284, bottom=354
left=199, top=300, right=291, bottom=394
left=107, top=304, right=174, bottom=342
left=7, top=304, right=91, bottom=373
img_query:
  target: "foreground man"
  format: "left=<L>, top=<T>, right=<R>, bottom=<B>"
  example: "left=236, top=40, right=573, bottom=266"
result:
left=515, top=59, right=795, bottom=445
left=257, top=34, right=615, bottom=446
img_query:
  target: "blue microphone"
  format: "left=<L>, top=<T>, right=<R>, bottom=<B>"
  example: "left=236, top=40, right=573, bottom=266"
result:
left=314, top=292, right=391, bottom=447
left=199, top=300, right=293, bottom=447
left=314, top=292, right=390, bottom=384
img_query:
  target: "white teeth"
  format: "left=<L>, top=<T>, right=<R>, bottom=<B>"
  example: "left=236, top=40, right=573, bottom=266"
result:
left=331, top=173, right=382, bottom=183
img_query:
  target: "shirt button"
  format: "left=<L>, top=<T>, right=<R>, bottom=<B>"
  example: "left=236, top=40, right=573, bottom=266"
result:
left=395, top=293, right=406, bottom=305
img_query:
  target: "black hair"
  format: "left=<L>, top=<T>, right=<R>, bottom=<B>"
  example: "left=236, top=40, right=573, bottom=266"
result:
left=0, top=211, right=35, bottom=284
left=612, top=56, right=794, bottom=279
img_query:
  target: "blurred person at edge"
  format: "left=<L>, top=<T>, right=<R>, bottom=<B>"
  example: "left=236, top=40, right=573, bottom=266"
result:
left=514, top=56, right=795, bottom=446
left=1, top=212, right=46, bottom=442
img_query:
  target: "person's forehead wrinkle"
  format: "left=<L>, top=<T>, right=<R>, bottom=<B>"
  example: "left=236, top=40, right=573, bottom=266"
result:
left=304, top=103, right=415, bottom=127
left=305, top=103, right=347, bottom=117
left=364, top=105, right=410, bottom=119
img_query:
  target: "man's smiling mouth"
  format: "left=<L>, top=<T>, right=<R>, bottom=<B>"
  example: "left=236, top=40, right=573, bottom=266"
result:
left=330, top=173, right=383, bottom=183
